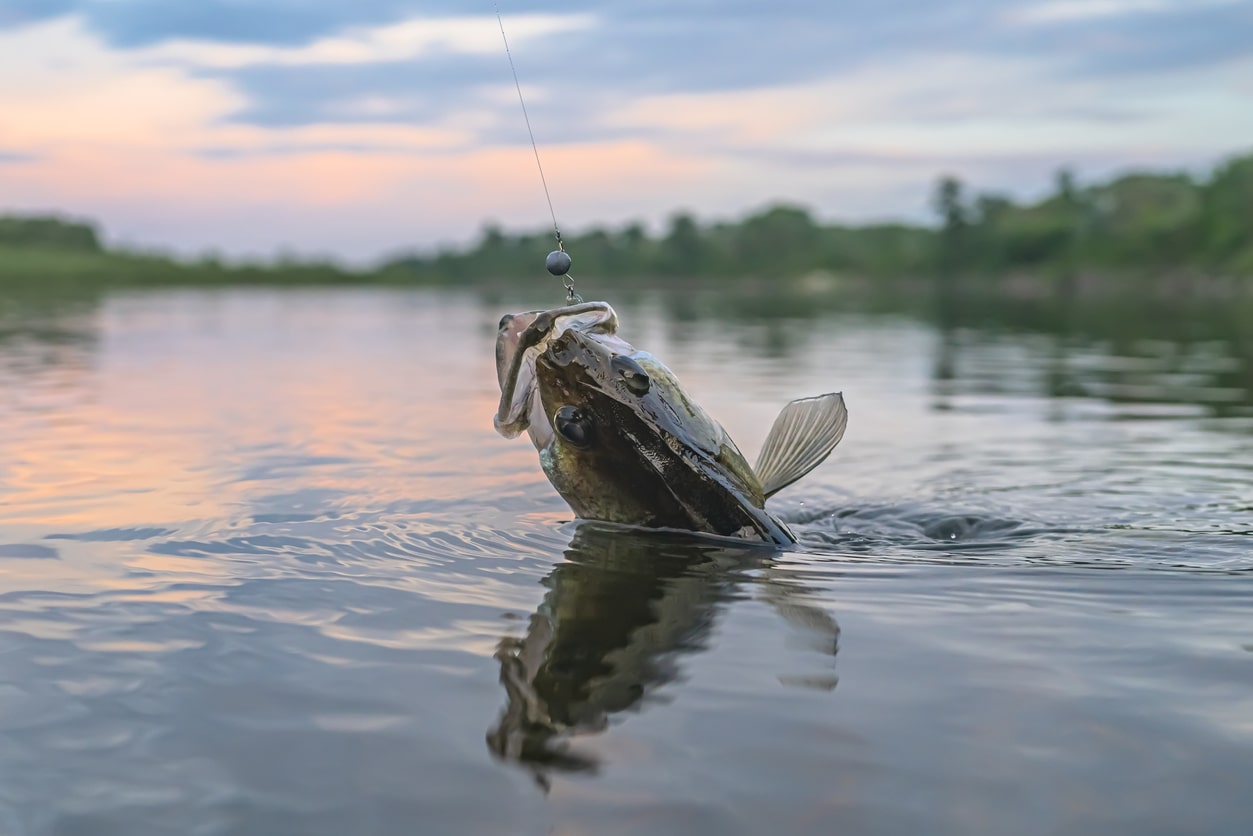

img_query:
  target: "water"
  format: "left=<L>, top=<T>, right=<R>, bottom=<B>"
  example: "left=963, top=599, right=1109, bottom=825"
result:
left=1, top=286, right=1250, bottom=836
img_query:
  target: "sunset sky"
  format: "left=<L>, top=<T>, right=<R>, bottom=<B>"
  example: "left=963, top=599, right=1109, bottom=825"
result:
left=2, top=0, right=1251, bottom=263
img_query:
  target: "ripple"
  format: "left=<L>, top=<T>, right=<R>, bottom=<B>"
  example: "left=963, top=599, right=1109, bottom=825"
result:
left=45, top=527, right=175, bottom=542
left=2, top=288, right=1252, bottom=834
left=149, top=534, right=321, bottom=558
left=791, top=501, right=1047, bottom=549
left=785, top=500, right=1253, bottom=572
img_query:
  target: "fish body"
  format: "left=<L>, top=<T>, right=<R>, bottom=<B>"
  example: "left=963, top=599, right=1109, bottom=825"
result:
left=494, top=302, right=846, bottom=544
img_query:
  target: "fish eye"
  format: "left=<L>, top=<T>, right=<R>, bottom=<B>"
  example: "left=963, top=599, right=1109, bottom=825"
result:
left=611, top=355, right=651, bottom=395
left=546, top=339, right=577, bottom=366
left=498, top=314, right=511, bottom=330
left=554, top=405, right=594, bottom=447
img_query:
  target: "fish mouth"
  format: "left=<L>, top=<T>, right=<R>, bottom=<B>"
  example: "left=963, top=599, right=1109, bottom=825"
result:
left=493, top=302, right=624, bottom=440
left=495, top=310, right=542, bottom=390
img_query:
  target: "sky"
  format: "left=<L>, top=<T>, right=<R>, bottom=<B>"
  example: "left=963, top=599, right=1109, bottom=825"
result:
left=1, top=0, right=1251, bottom=263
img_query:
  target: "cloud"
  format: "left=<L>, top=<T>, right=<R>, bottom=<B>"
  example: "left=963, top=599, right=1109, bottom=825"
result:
left=134, top=0, right=1253, bottom=143
left=137, top=13, right=594, bottom=69
left=13, top=2, right=1250, bottom=135
left=214, top=59, right=497, bottom=128
left=0, top=150, right=37, bottom=163
left=18, top=1, right=456, bottom=48
left=0, top=18, right=244, bottom=152
left=3, top=2, right=1252, bottom=259
left=0, top=0, right=77, bottom=28
left=995, top=1, right=1253, bottom=78
left=139, top=11, right=597, bottom=135
left=1004, top=0, right=1239, bottom=25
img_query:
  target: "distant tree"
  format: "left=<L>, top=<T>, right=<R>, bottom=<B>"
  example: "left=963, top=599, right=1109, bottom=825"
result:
left=1200, top=152, right=1253, bottom=271
left=1089, top=172, right=1201, bottom=267
left=932, top=175, right=969, bottom=232
left=480, top=222, right=506, bottom=249
left=359, top=149, right=1253, bottom=284
left=657, top=212, right=706, bottom=277
left=974, top=193, right=1014, bottom=226
left=621, top=222, right=647, bottom=250
left=1054, top=167, right=1078, bottom=206
left=733, top=205, right=820, bottom=278
left=613, top=222, right=652, bottom=275
left=971, top=193, right=1015, bottom=271
left=0, top=215, right=102, bottom=252
left=932, top=175, right=970, bottom=275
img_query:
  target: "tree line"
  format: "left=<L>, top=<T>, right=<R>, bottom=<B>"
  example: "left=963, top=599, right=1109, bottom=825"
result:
left=390, top=148, right=1253, bottom=288
left=2, top=148, right=1249, bottom=291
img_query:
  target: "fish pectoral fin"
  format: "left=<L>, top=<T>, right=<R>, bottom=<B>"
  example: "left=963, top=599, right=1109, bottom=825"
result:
left=754, top=392, right=847, bottom=499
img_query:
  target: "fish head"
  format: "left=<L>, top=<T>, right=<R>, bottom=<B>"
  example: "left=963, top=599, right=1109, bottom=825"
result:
left=494, top=304, right=623, bottom=450
left=494, top=302, right=793, bottom=542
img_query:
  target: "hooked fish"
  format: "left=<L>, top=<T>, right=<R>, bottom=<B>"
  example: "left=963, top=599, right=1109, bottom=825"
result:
left=493, top=301, right=847, bottom=544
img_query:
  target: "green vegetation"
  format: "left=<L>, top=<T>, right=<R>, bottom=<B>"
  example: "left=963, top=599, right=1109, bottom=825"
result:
left=392, top=148, right=1253, bottom=296
left=0, top=214, right=397, bottom=289
left=386, top=210, right=935, bottom=286
left=2, top=149, right=1250, bottom=298
left=0, top=215, right=102, bottom=252
left=0, top=243, right=384, bottom=287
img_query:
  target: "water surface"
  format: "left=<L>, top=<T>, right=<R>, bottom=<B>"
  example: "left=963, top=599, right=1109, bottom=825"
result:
left=1, top=287, right=1250, bottom=835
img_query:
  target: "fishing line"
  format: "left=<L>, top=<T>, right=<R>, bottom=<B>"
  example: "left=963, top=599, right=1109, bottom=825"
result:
left=494, top=3, right=581, bottom=303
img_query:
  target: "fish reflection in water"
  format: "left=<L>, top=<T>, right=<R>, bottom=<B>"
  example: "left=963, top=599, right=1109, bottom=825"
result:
left=487, top=523, right=840, bottom=786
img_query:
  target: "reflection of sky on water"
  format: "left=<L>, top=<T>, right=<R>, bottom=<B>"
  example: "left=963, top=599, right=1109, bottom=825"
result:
left=1, top=289, right=532, bottom=530
left=0, top=287, right=1251, bottom=834
left=2, top=286, right=1250, bottom=554
left=0, top=289, right=563, bottom=616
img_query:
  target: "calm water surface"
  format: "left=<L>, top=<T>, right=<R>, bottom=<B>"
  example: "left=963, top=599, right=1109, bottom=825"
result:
left=1, top=287, right=1250, bottom=835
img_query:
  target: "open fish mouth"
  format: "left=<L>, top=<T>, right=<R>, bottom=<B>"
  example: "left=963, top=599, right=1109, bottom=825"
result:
left=494, top=302, right=628, bottom=441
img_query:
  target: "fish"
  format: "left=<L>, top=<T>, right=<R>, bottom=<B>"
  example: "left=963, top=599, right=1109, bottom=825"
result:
left=493, top=301, right=847, bottom=544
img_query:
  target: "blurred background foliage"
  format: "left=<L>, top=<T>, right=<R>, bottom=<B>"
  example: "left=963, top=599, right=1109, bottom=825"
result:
left=392, top=148, right=1253, bottom=293
left=1, top=148, right=1250, bottom=297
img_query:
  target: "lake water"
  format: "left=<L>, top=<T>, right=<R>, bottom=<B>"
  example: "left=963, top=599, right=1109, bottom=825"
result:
left=1, top=286, right=1250, bottom=836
